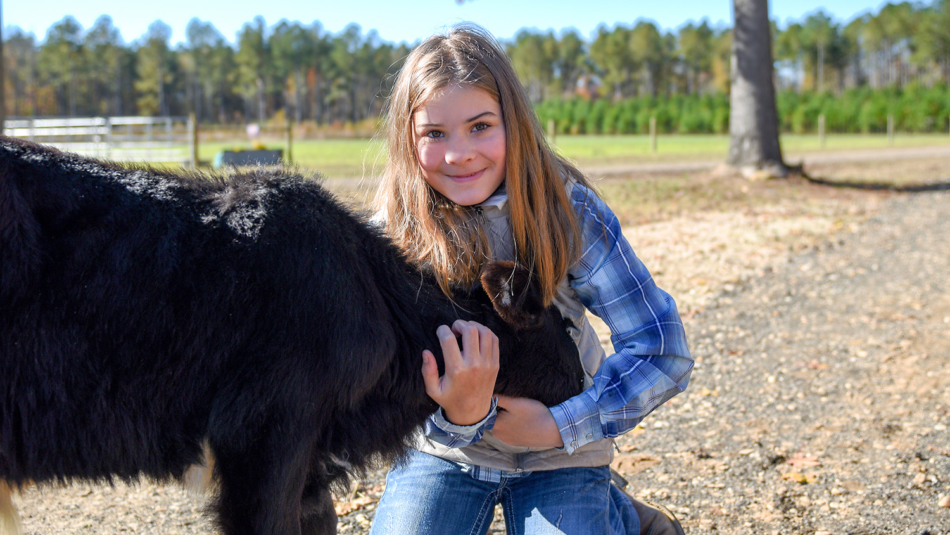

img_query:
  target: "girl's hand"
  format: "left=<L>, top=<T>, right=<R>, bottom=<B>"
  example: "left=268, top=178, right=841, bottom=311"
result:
left=492, top=395, right=564, bottom=448
left=422, top=319, right=499, bottom=426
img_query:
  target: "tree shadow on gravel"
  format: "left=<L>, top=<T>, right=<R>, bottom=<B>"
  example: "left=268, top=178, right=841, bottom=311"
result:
left=799, top=170, right=950, bottom=192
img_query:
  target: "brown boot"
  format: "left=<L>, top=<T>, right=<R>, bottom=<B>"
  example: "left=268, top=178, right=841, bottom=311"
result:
left=610, top=469, right=685, bottom=535
left=628, top=496, right=685, bottom=535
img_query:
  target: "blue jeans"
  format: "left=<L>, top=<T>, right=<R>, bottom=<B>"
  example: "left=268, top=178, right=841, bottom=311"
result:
left=369, top=450, right=640, bottom=535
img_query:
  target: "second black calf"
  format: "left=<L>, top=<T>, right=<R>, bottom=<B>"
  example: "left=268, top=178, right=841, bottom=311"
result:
left=0, top=137, right=583, bottom=535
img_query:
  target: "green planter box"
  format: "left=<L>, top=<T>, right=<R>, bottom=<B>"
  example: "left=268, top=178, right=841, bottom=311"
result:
left=213, top=149, right=283, bottom=168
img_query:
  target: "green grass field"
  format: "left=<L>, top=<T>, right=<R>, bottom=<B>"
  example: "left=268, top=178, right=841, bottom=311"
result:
left=554, top=133, right=950, bottom=164
left=198, top=133, right=949, bottom=179
left=199, top=138, right=388, bottom=179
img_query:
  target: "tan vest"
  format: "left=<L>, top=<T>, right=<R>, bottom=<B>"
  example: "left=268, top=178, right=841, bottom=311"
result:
left=414, top=182, right=615, bottom=472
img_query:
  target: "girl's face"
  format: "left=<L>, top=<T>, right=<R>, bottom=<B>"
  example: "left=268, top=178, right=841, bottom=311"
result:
left=412, top=84, right=507, bottom=207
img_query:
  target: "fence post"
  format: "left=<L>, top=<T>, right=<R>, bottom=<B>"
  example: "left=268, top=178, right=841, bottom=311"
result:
left=146, top=120, right=154, bottom=161
left=285, top=118, right=293, bottom=166
left=887, top=114, right=894, bottom=146
left=649, top=116, right=657, bottom=153
left=189, top=113, right=198, bottom=169
left=547, top=119, right=556, bottom=142
left=818, top=114, right=826, bottom=149
left=105, top=117, right=113, bottom=160
left=95, top=117, right=105, bottom=159
left=165, top=117, right=173, bottom=163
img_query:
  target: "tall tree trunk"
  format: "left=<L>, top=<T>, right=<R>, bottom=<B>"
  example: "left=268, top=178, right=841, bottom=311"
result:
left=195, top=80, right=202, bottom=123
left=30, top=57, right=37, bottom=117
left=69, top=67, right=76, bottom=117
left=157, top=62, right=166, bottom=117
left=0, top=2, right=5, bottom=128
left=115, top=59, right=122, bottom=115
left=256, top=78, right=265, bottom=124
left=294, top=70, right=303, bottom=124
left=726, top=0, right=788, bottom=177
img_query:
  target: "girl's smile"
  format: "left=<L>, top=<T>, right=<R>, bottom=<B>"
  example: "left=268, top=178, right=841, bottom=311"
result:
left=447, top=169, right=484, bottom=182
left=412, top=84, right=507, bottom=206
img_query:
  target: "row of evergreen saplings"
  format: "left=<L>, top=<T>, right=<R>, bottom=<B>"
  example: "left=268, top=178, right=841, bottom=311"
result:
left=535, top=85, right=950, bottom=135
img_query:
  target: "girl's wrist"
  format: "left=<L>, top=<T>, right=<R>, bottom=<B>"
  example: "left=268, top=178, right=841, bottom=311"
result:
left=442, top=398, right=494, bottom=426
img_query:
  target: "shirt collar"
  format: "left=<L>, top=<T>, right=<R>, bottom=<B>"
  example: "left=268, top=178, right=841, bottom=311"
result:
left=479, top=184, right=509, bottom=211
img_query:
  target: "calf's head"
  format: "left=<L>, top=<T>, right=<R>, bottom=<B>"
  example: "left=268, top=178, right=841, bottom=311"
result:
left=471, top=261, right=585, bottom=407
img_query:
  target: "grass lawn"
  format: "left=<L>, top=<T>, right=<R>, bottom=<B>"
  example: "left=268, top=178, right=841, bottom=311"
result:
left=550, top=133, right=950, bottom=168
left=198, top=138, right=388, bottom=179
left=195, top=133, right=949, bottom=179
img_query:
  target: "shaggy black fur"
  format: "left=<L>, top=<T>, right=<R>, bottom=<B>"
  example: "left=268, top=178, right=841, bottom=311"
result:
left=0, top=136, right=584, bottom=535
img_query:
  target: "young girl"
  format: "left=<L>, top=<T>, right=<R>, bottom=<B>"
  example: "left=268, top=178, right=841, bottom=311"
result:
left=369, top=23, right=692, bottom=535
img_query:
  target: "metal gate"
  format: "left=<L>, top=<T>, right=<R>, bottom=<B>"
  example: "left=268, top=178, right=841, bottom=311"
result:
left=2, top=116, right=197, bottom=166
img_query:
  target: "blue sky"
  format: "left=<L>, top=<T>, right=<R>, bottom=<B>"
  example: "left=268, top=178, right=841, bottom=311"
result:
left=4, top=0, right=895, bottom=46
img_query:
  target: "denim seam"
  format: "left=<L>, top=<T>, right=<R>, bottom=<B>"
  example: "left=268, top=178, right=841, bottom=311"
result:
left=470, top=487, right=500, bottom=535
left=501, top=486, right=517, bottom=535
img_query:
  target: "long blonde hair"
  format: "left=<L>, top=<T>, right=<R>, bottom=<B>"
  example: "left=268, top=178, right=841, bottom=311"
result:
left=374, top=23, right=594, bottom=306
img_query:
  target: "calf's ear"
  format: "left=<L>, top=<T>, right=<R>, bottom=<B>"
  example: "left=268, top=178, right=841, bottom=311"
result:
left=479, top=261, right=546, bottom=330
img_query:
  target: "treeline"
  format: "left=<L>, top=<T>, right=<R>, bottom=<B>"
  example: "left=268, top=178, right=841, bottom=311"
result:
left=511, top=0, right=950, bottom=100
left=3, top=0, right=950, bottom=127
left=536, top=85, right=950, bottom=135
left=3, top=17, right=410, bottom=126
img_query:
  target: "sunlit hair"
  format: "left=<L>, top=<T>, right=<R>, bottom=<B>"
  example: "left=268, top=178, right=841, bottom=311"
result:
left=374, top=23, right=595, bottom=305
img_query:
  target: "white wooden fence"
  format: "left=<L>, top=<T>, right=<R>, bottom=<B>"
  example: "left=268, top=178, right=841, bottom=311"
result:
left=2, top=116, right=197, bottom=166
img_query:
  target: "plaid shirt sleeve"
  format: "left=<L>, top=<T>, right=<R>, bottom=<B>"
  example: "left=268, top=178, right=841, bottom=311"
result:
left=422, top=397, right=499, bottom=448
left=548, top=186, right=693, bottom=454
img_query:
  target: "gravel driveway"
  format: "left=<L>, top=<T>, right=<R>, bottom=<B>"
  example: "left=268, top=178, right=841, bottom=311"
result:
left=613, top=189, right=950, bottom=535
left=8, top=179, right=949, bottom=535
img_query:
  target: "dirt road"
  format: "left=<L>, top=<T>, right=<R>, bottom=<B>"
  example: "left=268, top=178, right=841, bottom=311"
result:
left=581, top=144, right=950, bottom=179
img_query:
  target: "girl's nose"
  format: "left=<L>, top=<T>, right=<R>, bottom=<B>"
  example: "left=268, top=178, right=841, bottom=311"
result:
left=444, top=136, right=476, bottom=165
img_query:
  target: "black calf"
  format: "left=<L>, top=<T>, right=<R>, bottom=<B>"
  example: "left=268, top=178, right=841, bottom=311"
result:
left=0, top=137, right=583, bottom=535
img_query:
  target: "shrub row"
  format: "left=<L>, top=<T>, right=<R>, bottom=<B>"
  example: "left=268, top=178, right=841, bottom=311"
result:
left=777, top=85, right=950, bottom=134
left=535, top=94, right=730, bottom=135
left=534, top=85, right=950, bottom=135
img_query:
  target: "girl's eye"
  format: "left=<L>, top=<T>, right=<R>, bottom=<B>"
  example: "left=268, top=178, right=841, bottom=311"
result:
left=425, top=130, right=444, bottom=139
left=473, top=122, right=490, bottom=132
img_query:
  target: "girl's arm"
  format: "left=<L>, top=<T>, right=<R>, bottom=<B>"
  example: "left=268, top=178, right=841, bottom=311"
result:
left=421, top=320, right=499, bottom=426
left=549, top=186, right=694, bottom=454
left=422, top=398, right=498, bottom=448
left=420, top=320, right=501, bottom=448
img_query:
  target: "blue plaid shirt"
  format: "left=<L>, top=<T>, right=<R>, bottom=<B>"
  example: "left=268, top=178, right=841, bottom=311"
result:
left=423, top=184, right=693, bottom=474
